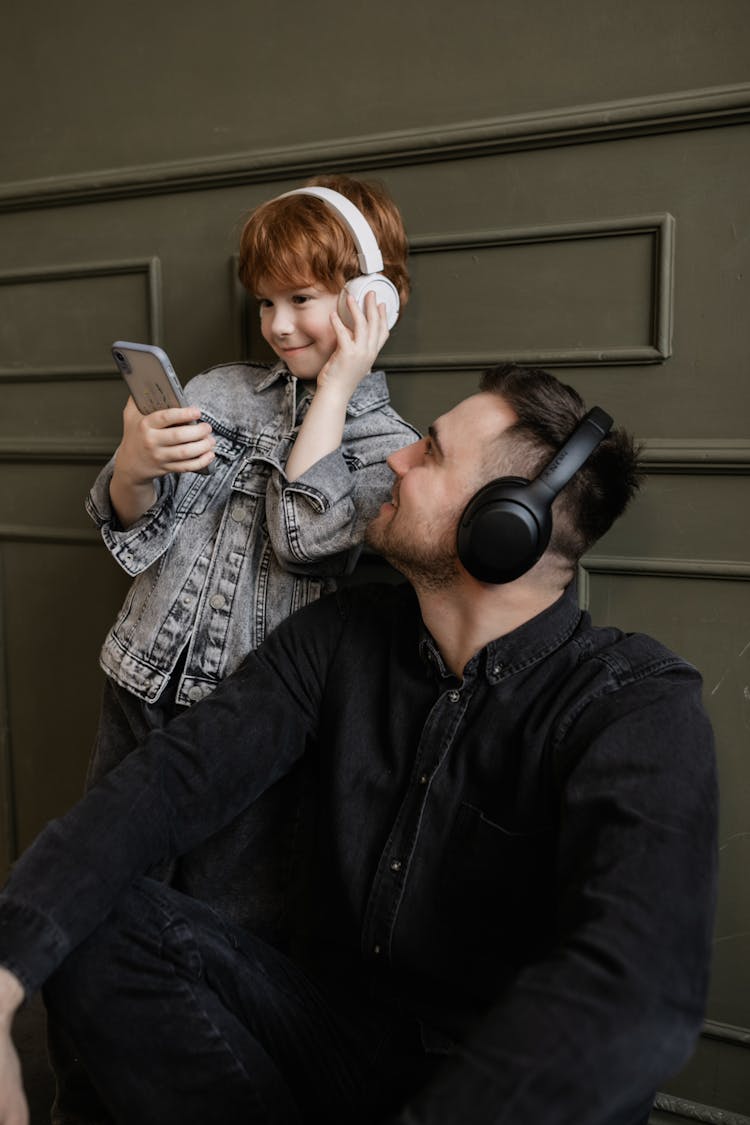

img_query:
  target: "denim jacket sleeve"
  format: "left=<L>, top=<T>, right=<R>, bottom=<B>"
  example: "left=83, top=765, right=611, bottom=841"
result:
left=263, top=405, right=420, bottom=576
left=85, top=456, right=179, bottom=577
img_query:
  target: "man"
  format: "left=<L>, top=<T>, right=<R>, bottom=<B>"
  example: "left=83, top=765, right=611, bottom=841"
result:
left=0, top=364, right=717, bottom=1124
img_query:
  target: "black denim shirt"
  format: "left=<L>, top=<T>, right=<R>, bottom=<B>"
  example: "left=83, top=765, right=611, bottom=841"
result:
left=0, top=582, right=718, bottom=1124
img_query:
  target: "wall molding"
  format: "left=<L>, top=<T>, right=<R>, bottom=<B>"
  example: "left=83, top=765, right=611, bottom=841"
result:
left=0, top=525, right=101, bottom=545
left=387, top=213, right=673, bottom=368
left=0, top=439, right=114, bottom=464
left=638, top=439, right=750, bottom=474
left=1, top=83, right=748, bottom=213
left=703, top=1019, right=750, bottom=1048
left=237, top=215, right=674, bottom=369
left=0, top=552, right=17, bottom=866
left=0, top=258, right=163, bottom=381
left=653, top=1092, right=750, bottom=1125
left=577, top=555, right=750, bottom=608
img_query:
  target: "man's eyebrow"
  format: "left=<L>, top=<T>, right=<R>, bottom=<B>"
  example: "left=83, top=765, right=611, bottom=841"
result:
left=427, top=424, right=445, bottom=457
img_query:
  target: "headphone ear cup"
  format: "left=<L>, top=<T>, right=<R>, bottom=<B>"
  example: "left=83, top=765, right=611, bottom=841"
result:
left=340, top=275, right=400, bottom=330
left=457, top=479, right=553, bottom=584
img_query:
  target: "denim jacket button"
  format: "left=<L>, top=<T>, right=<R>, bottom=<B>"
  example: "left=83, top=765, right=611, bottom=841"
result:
left=209, top=594, right=226, bottom=610
left=230, top=501, right=247, bottom=522
left=447, top=689, right=460, bottom=703
left=188, top=685, right=206, bottom=702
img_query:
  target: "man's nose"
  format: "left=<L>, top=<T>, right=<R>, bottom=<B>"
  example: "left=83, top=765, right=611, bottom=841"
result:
left=387, top=437, right=424, bottom=475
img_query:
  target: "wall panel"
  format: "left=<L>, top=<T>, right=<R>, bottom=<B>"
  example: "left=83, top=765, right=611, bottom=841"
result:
left=0, top=21, right=748, bottom=1116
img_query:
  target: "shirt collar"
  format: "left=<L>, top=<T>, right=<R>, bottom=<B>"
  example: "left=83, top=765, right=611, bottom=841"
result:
left=255, top=362, right=391, bottom=416
left=418, top=582, right=583, bottom=685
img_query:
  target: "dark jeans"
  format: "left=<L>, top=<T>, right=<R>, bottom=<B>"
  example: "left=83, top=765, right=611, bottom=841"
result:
left=44, top=878, right=429, bottom=1125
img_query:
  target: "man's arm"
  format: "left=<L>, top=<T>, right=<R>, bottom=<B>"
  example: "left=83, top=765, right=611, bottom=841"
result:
left=0, top=592, right=342, bottom=1002
left=0, top=967, right=27, bottom=1125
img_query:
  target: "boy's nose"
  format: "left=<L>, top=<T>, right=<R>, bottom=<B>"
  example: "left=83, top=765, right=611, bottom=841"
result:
left=270, top=306, right=294, bottom=337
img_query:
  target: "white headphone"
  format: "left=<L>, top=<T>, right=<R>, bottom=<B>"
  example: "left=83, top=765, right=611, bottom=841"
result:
left=278, top=186, right=401, bottom=329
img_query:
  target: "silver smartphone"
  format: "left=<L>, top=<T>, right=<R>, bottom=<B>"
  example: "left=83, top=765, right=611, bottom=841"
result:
left=111, top=340, right=212, bottom=475
left=111, top=340, right=189, bottom=414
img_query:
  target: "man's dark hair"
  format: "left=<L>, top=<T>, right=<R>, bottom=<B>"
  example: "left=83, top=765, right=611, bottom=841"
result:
left=479, top=363, right=642, bottom=567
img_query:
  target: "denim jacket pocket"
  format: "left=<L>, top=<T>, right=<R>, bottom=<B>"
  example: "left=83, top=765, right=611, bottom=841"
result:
left=232, top=460, right=272, bottom=497
left=177, top=435, right=240, bottom=517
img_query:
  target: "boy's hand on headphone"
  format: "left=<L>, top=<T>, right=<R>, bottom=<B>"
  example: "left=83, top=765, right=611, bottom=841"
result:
left=315, top=290, right=390, bottom=404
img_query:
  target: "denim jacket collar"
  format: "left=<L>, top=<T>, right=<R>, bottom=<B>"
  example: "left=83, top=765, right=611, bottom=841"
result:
left=255, top=362, right=391, bottom=417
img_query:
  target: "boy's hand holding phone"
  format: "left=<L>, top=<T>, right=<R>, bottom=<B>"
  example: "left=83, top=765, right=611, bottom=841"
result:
left=116, top=398, right=215, bottom=482
left=109, top=341, right=216, bottom=527
left=110, top=399, right=216, bottom=529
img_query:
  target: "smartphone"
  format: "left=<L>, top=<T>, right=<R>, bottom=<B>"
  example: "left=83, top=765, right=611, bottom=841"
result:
left=111, top=340, right=212, bottom=475
left=111, top=341, right=189, bottom=414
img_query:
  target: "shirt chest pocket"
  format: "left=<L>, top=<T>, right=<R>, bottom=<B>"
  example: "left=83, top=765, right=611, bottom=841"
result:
left=438, top=802, right=556, bottom=956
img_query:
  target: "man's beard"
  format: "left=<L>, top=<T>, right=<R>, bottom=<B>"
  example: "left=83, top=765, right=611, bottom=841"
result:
left=365, top=511, right=461, bottom=592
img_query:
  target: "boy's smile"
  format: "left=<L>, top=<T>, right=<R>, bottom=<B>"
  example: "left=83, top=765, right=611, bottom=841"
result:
left=257, top=284, right=340, bottom=382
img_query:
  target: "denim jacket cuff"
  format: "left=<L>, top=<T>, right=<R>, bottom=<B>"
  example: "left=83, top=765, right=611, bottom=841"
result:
left=278, top=448, right=354, bottom=511
left=85, top=467, right=175, bottom=577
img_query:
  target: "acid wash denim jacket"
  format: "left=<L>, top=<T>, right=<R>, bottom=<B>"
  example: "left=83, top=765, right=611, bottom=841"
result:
left=0, top=583, right=718, bottom=1125
left=86, top=361, right=419, bottom=707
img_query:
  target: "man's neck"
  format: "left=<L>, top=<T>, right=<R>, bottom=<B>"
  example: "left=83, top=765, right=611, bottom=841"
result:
left=415, top=578, right=565, bottom=679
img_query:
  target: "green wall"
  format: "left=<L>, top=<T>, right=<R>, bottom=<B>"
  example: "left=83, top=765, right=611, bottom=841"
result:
left=1, top=2, right=749, bottom=1120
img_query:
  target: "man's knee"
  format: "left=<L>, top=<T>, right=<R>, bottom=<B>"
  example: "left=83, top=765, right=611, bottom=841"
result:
left=44, top=877, right=174, bottom=1032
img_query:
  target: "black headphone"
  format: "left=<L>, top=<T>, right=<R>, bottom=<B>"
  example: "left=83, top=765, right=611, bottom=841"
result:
left=456, top=406, right=613, bottom=584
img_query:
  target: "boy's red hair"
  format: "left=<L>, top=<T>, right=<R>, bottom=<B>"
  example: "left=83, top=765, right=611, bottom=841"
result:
left=238, top=174, right=410, bottom=306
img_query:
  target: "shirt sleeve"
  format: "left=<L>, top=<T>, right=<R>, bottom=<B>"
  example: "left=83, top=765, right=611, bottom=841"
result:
left=389, top=667, right=718, bottom=1125
left=0, top=594, right=342, bottom=999
left=263, top=410, right=420, bottom=577
left=85, top=458, right=179, bottom=576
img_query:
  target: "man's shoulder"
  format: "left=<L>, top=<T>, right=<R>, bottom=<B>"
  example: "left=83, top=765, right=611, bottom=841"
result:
left=574, top=623, right=700, bottom=689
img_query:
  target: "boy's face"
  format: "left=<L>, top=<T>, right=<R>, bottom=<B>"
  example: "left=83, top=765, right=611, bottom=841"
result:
left=256, top=283, right=339, bottom=381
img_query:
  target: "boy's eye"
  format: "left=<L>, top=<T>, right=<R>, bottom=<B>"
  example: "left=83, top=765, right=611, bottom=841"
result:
left=291, top=294, right=312, bottom=305
left=257, top=298, right=272, bottom=309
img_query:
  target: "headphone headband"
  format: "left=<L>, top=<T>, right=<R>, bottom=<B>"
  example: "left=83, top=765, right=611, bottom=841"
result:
left=457, top=404, right=614, bottom=584
left=536, top=407, right=613, bottom=497
left=278, top=186, right=385, bottom=275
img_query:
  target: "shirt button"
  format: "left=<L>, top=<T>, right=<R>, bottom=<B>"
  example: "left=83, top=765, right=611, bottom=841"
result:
left=209, top=593, right=226, bottom=610
left=419, top=773, right=428, bottom=785
left=447, top=689, right=460, bottom=703
left=390, top=859, right=402, bottom=872
left=373, top=944, right=381, bottom=956
left=492, top=664, right=503, bottom=676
